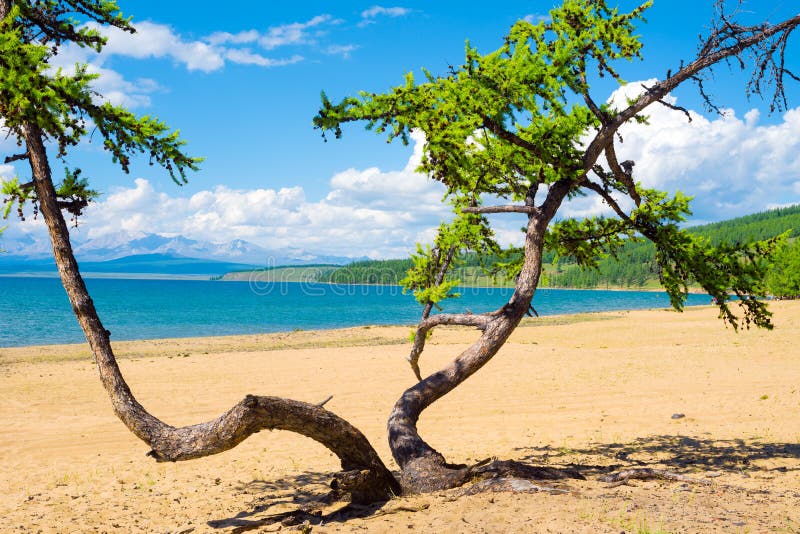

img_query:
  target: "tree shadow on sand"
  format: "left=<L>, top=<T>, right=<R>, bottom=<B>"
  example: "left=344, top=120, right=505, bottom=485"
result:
left=513, top=435, right=800, bottom=478
left=206, top=470, right=410, bottom=532
left=207, top=435, right=800, bottom=531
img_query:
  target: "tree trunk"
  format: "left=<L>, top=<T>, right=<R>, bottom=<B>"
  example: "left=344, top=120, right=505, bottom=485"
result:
left=21, top=122, right=400, bottom=503
left=387, top=214, right=551, bottom=492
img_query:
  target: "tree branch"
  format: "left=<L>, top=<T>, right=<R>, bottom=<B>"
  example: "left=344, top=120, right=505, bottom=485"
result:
left=419, top=245, right=457, bottom=322
left=643, top=84, right=693, bottom=122
left=408, top=313, right=494, bottom=381
left=4, top=152, right=29, bottom=164
left=580, top=178, right=634, bottom=223
left=583, top=13, right=800, bottom=177
left=461, top=205, right=538, bottom=215
left=605, top=142, right=641, bottom=206
left=22, top=121, right=400, bottom=504
left=481, top=116, right=541, bottom=155
left=581, top=74, right=608, bottom=125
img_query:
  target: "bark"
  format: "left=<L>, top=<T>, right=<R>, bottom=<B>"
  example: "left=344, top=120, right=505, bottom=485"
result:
left=388, top=212, right=555, bottom=492
left=461, top=205, right=538, bottom=214
left=21, top=122, right=400, bottom=503
left=408, top=313, right=492, bottom=381
left=582, top=14, right=800, bottom=174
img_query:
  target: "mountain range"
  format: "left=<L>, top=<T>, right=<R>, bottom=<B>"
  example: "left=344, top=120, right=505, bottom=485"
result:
left=0, top=231, right=362, bottom=276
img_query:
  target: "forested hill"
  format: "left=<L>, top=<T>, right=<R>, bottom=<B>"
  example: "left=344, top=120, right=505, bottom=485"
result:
left=227, top=205, right=800, bottom=291
left=688, top=205, right=800, bottom=244
left=544, top=204, right=800, bottom=289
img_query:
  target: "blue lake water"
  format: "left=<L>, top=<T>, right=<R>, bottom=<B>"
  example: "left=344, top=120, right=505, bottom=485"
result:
left=0, top=276, right=711, bottom=347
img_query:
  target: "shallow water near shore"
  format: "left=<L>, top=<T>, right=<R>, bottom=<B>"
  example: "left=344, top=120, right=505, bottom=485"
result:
left=0, top=276, right=710, bottom=347
left=2, top=302, right=798, bottom=533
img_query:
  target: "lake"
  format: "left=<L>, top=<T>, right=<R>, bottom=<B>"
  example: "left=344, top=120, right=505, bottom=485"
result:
left=0, top=276, right=711, bottom=347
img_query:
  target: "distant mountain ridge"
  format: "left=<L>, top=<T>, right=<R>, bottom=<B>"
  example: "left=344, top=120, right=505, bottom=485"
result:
left=0, top=231, right=365, bottom=276
left=238, top=205, right=800, bottom=289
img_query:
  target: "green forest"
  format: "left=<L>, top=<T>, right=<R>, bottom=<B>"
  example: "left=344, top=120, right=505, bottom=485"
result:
left=233, top=205, right=800, bottom=298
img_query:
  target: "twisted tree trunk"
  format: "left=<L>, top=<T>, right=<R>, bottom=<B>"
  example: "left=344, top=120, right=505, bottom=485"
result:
left=21, top=122, right=400, bottom=503
left=387, top=213, right=555, bottom=492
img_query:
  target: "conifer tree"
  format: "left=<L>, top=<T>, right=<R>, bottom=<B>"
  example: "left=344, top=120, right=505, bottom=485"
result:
left=2, top=0, right=798, bottom=503
left=315, top=0, right=799, bottom=488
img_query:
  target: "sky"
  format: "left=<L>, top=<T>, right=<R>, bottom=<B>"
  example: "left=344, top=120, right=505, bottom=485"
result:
left=1, top=0, right=799, bottom=260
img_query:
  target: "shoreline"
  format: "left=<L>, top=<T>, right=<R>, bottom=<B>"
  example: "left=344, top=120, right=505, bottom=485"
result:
left=0, top=301, right=702, bottom=353
left=0, top=309, right=627, bottom=358
left=2, top=301, right=799, bottom=532
left=2, top=271, right=710, bottom=294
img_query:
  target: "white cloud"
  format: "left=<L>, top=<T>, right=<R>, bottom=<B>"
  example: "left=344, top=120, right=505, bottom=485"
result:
left=568, top=80, right=800, bottom=222
left=16, top=132, right=450, bottom=259
left=46, top=14, right=349, bottom=108
left=361, top=6, right=411, bottom=18
left=258, top=14, right=336, bottom=49
left=206, top=29, right=261, bottom=46
left=359, top=6, right=412, bottom=26
left=91, top=21, right=225, bottom=72
left=523, top=14, right=550, bottom=24
left=325, top=44, right=358, bottom=58
left=223, top=49, right=303, bottom=67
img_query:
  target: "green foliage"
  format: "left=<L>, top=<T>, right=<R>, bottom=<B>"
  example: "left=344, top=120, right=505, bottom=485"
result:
left=304, top=206, right=800, bottom=293
left=2, top=166, right=100, bottom=224
left=315, top=0, right=653, bottom=304
left=0, top=1, right=200, bottom=222
left=546, top=216, right=635, bottom=269
left=652, top=228, right=781, bottom=329
left=766, top=239, right=800, bottom=299
left=400, top=209, right=499, bottom=305
left=546, top=205, right=800, bottom=291
left=315, top=0, right=789, bottom=330
left=315, top=0, right=651, bottom=200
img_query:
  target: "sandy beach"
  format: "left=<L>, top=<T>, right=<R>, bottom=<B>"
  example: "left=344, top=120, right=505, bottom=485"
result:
left=1, top=301, right=799, bottom=533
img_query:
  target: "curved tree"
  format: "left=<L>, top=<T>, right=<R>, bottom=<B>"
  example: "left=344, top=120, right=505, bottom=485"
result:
left=315, top=0, right=799, bottom=490
left=0, top=0, right=399, bottom=503
left=1, top=0, right=798, bottom=504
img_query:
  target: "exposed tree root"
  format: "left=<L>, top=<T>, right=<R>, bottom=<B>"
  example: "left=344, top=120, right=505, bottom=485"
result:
left=470, top=458, right=585, bottom=482
left=208, top=459, right=582, bottom=532
left=397, top=455, right=584, bottom=495
left=599, top=468, right=714, bottom=488
left=208, top=500, right=434, bottom=532
left=453, top=476, right=572, bottom=496
left=362, top=502, right=431, bottom=520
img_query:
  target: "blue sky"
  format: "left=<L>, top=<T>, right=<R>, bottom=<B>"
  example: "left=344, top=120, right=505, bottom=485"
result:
left=1, top=1, right=799, bottom=259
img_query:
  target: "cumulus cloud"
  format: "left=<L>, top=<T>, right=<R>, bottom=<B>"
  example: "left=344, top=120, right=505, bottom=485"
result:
left=5, top=132, right=448, bottom=259
left=598, top=80, right=800, bottom=223
left=48, top=14, right=347, bottom=108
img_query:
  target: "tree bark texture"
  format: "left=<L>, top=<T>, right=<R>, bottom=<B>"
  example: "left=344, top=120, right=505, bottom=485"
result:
left=388, top=213, right=555, bottom=491
left=21, top=122, right=400, bottom=503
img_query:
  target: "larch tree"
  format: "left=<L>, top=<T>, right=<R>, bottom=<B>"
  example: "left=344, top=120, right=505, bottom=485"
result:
left=314, top=0, right=799, bottom=491
left=1, top=0, right=798, bottom=507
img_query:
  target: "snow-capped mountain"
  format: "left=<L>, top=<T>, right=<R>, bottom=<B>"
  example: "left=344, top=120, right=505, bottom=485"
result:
left=0, top=231, right=363, bottom=272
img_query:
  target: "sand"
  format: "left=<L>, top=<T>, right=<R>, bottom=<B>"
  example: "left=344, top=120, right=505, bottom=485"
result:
left=1, top=302, right=799, bottom=533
